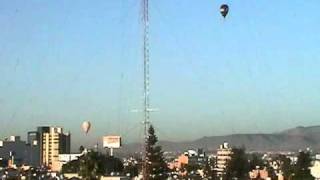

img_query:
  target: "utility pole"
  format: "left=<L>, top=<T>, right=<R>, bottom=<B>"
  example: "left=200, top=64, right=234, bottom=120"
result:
left=142, top=0, right=150, bottom=179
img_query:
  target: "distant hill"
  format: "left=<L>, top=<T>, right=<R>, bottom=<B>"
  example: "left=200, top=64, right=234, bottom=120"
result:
left=120, top=126, right=320, bottom=154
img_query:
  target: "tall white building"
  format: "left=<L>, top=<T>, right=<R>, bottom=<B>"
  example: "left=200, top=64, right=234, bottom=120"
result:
left=215, top=142, right=233, bottom=176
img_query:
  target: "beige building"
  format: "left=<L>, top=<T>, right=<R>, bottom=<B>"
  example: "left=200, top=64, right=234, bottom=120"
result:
left=311, top=160, right=320, bottom=180
left=40, top=127, right=70, bottom=171
left=215, top=142, right=233, bottom=176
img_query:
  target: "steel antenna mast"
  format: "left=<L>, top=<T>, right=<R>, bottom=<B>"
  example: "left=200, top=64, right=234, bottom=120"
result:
left=142, top=0, right=150, bottom=179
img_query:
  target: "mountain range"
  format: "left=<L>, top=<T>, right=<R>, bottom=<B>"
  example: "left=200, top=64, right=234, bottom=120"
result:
left=120, top=125, right=320, bottom=154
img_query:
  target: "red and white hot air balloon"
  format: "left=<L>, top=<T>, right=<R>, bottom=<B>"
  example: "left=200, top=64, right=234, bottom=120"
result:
left=82, top=121, right=91, bottom=135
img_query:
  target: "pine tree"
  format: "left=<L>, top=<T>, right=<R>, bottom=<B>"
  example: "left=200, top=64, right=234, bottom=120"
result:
left=293, top=150, right=314, bottom=180
left=225, top=147, right=250, bottom=180
left=145, top=125, right=169, bottom=180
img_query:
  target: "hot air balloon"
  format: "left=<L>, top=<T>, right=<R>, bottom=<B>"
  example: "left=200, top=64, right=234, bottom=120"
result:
left=220, top=4, right=229, bottom=18
left=82, top=121, right=91, bottom=135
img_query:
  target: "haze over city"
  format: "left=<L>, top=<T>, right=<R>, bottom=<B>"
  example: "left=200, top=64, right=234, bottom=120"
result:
left=1, top=0, right=320, bottom=149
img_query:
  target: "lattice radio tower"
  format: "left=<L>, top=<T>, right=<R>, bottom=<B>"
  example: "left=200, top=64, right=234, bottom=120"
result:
left=142, top=0, right=150, bottom=179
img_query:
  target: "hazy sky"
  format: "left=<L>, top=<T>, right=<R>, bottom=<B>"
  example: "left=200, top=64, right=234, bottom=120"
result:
left=0, top=0, right=320, bottom=148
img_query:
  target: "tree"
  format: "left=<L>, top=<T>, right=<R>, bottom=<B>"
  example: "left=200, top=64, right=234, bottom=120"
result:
left=293, top=150, right=313, bottom=180
left=266, top=165, right=277, bottom=180
left=183, top=163, right=202, bottom=179
left=145, top=125, right=169, bottom=180
left=62, top=159, right=80, bottom=173
left=249, top=154, right=264, bottom=170
left=124, top=162, right=139, bottom=178
left=225, top=147, right=250, bottom=180
left=79, top=152, right=105, bottom=180
left=276, top=154, right=293, bottom=179
left=103, top=156, right=124, bottom=175
left=203, top=157, right=217, bottom=179
left=61, top=152, right=124, bottom=179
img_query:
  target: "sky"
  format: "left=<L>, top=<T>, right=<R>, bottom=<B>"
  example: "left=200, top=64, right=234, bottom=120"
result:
left=0, top=0, right=320, bottom=148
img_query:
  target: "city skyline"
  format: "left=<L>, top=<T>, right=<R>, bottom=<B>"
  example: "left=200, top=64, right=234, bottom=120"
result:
left=1, top=0, right=320, bottom=146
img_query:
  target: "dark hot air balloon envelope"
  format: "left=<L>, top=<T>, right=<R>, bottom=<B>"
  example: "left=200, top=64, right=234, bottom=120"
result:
left=220, top=4, right=229, bottom=18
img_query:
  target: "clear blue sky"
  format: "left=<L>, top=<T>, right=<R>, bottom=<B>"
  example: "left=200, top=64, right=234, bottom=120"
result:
left=0, top=0, right=320, bottom=148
